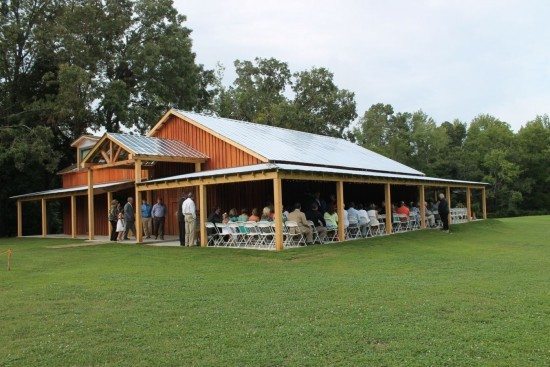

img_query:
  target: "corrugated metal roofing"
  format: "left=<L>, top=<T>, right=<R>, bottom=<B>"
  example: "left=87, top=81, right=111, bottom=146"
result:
left=108, top=133, right=208, bottom=159
left=140, top=163, right=488, bottom=186
left=175, top=110, right=424, bottom=176
left=10, top=181, right=133, bottom=199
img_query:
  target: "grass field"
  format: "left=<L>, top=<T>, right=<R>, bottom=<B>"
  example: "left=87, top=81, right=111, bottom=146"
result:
left=0, top=216, right=549, bottom=366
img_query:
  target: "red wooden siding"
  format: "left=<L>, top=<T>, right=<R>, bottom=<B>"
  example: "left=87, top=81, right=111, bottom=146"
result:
left=62, top=168, right=149, bottom=188
left=152, top=115, right=262, bottom=170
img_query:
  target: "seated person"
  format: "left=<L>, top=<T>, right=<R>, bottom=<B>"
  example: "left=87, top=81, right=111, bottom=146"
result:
left=260, top=206, right=271, bottom=221
left=379, top=201, right=386, bottom=215
left=306, top=203, right=327, bottom=241
left=356, top=203, right=370, bottom=236
left=237, top=208, right=249, bottom=222
left=207, top=207, right=222, bottom=224
left=228, top=208, right=239, bottom=222
left=323, top=206, right=338, bottom=230
left=249, top=208, right=260, bottom=222
left=395, top=201, right=410, bottom=222
left=347, top=202, right=360, bottom=223
left=410, top=202, right=420, bottom=222
left=425, top=201, right=436, bottom=227
left=286, top=203, right=313, bottom=244
left=367, top=204, right=380, bottom=226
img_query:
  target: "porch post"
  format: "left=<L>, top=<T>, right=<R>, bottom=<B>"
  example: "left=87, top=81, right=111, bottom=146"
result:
left=273, top=177, right=284, bottom=251
left=419, top=185, right=426, bottom=228
left=17, top=200, right=22, bottom=237
left=199, top=184, right=207, bottom=247
left=135, top=159, right=143, bottom=243
left=482, top=187, right=487, bottom=219
left=446, top=186, right=452, bottom=225
left=336, top=181, right=345, bottom=241
left=70, top=195, right=77, bottom=239
left=41, top=198, right=47, bottom=237
left=466, top=187, right=472, bottom=221
left=195, top=162, right=202, bottom=172
left=87, top=169, right=94, bottom=240
left=107, top=191, right=113, bottom=237
left=146, top=190, right=152, bottom=205
left=384, top=183, right=392, bottom=234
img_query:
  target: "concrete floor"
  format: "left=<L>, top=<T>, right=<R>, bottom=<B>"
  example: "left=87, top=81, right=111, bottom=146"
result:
left=25, top=234, right=182, bottom=247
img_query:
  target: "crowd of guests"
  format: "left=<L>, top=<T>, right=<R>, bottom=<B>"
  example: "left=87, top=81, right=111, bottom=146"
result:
left=108, top=197, right=168, bottom=242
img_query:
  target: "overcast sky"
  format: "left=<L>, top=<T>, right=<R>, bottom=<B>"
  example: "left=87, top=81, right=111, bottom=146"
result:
left=173, top=0, right=549, bottom=131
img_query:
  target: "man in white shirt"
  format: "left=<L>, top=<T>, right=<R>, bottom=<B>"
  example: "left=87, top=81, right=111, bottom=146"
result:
left=181, top=192, right=196, bottom=246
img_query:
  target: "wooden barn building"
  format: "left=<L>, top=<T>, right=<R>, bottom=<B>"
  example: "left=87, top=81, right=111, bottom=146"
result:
left=12, top=109, right=488, bottom=250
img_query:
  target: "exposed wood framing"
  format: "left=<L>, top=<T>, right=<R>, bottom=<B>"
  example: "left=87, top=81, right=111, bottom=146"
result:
left=90, top=159, right=134, bottom=169
left=87, top=169, right=94, bottom=240
left=41, top=198, right=47, bottom=237
left=419, top=185, right=426, bottom=229
left=273, top=177, right=284, bottom=251
left=135, top=159, right=143, bottom=243
left=336, top=181, right=345, bottom=241
left=385, top=183, right=392, bottom=234
left=482, top=187, right=487, bottom=219
left=466, top=187, right=472, bottom=220
left=135, top=155, right=206, bottom=164
left=71, top=195, right=77, bottom=239
left=195, top=162, right=202, bottom=172
left=199, top=185, right=207, bottom=247
left=107, top=191, right=113, bottom=237
left=446, top=186, right=451, bottom=224
left=17, top=200, right=22, bottom=237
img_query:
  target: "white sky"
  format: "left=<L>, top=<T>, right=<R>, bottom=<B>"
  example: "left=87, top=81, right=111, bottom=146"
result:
left=173, top=0, right=550, bottom=130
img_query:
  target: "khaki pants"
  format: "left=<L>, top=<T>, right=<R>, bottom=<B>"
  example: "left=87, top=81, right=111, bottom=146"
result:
left=142, top=217, right=152, bottom=238
left=298, top=225, right=313, bottom=243
left=316, top=226, right=327, bottom=241
left=184, top=214, right=196, bottom=246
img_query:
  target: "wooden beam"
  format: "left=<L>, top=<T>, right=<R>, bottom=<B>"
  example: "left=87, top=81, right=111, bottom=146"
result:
left=87, top=169, right=94, bottom=240
left=385, top=183, right=392, bottom=234
left=446, top=186, right=452, bottom=225
left=466, top=187, right=472, bottom=221
left=482, top=187, right=487, bottom=219
left=71, top=195, right=77, bottom=239
left=146, top=190, right=152, bottom=205
left=273, top=177, right=284, bottom=251
left=112, top=146, right=122, bottom=163
left=17, top=200, right=22, bottom=237
left=135, top=159, right=143, bottom=243
left=90, top=159, right=134, bottom=170
left=109, top=141, right=113, bottom=163
left=41, top=198, right=47, bottom=237
left=336, top=181, right=345, bottom=241
left=135, top=155, right=207, bottom=164
left=107, top=191, right=113, bottom=238
left=199, top=184, right=207, bottom=247
left=419, top=185, right=426, bottom=229
left=195, top=162, right=202, bottom=172
left=100, top=150, right=110, bottom=163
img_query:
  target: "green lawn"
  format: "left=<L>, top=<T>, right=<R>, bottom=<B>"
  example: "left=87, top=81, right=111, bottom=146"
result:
left=0, top=217, right=549, bottom=366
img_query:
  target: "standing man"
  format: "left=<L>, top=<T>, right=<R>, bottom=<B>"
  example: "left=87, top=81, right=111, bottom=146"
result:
left=177, top=194, right=186, bottom=246
left=182, top=192, right=196, bottom=246
left=141, top=198, right=152, bottom=239
left=123, top=197, right=135, bottom=240
left=438, top=193, right=450, bottom=233
left=151, top=198, right=167, bottom=240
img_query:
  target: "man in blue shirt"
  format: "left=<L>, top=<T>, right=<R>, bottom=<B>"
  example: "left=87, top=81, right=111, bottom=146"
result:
left=152, top=197, right=167, bottom=240
left=141, top=199, right=153, bottom=239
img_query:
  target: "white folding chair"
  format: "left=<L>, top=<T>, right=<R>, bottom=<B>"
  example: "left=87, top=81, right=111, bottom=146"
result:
left=284, top=221, right=306, bottom=246
left=205, top=222, right=222, bottom=246
left=358, top=216, right=371, bottom=237
left=307, top=220, right=323, bottom=244
left=324, top=219, right=339, bottom=242
left=257, top=222, right=275, bottom=248
left=244, top=222, right=261, bottom=247
left=347, top=218, right=361, bottom=239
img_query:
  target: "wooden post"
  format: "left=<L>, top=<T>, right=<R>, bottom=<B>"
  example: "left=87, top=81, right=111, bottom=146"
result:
left=273, top=177, right=284, bottom=251
left=135, top=159, right=143, bottom=243
left=87, top=169, right=94, bottom=240
left=336, top=181, right=345, bottom=241
left=107, top=191, right=113, bottom=237
left=419, top=185, right=426, bottom=228
left=466, top=187, right=472, bottom=221
left=385, top=183, right=392, bottom=234
left=482, top=187, right=487, bottom=219
left=41, top=198, right=47, bottom=237
left=195, top=162, right=202, bottom=172
left=17, top=200, right=22, bottom=237
left=446, top=186, right=452, bottom=225
left=199, top=184, right=207, bottom=247
left=70, top=195, right=77, bottom=239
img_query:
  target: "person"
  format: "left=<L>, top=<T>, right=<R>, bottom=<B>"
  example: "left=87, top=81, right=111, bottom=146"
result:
left=116, top=211, right=125, bottom=241
left=410, top=202, right=420, bottom=223
left=228, top=208, right=239, bottom=222
left=396, top=201, right=409, bottom=222
left=108, top=199, right=119, bottom=241
left=425, top=201, right=436, bottom=227
left=177, top=195, right=186, bottom=246
left=379, top=201, right=386, bottom=215
left=237, top=208, right=249, bottom=222
left=357, top=203, right=370, bottom=236
left=287, top=203, right=313, bottom=244
left=261, top=207, right=271, bottom=221
left=367, top=204, right=380, bottom=229
left=306, top=203, right=327, bottom=242
left=152, top=198, right=167, bottom=240
left=141, top=198, right=153, bottom=239
left=207, top=207, right=222, bottom=224
left=313, top=191, right=327, bottom=214
left=122, top=197, right=135, bottom=240
left=323, top=205, right=339, bottom=230
left=249, top=208, right=260, bottom=222
left=347, top=202, right=360, bottom=223
left=182, top=192, right=197, bottom=246
left=438, top=193, right=450, bottom=232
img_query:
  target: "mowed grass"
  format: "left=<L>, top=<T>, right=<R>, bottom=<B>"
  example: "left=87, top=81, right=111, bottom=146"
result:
left=0, top=217, right=549, bottom=366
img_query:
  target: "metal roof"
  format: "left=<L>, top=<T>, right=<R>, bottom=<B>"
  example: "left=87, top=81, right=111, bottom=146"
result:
left=140, top=163, right=488, bottom=186
left=174, top=110, right=424, bottom=176
left=10, top=181, right=134, bottom=200
left=108, top=133, right=208, bottom=159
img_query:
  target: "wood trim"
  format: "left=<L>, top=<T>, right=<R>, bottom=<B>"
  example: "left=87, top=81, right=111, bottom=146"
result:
left=112, top=146, right=122, bottom=163
left=135, top=159, right=143, bottom=243
left=135, top=155, right=207, bottom=164
left=199, top=185, right=207, bottom=247
left=385, top=183, right=392, bottom=234
left=100, top=150, right=110, bottom=163
left=336, top=181, right=345, bottom=241
left=87, top=169, right=94, bottom=240
left=41, top=198, right=47, bottom=237
left=148, top=109, right=268, bottom=163
left=419, top=185, right=426, bottom=229
left=90, top=159, right=135, bottom=169
left=17, top=200, right=22, bottom=237
left=482, top=187, right=487, bottom=219
left=466, top=187, right=472, bottom=220
left=273, top=176, right=283, bottom=251
left=195, top=162, right=202, bottom=172
left=107, top=191, right=113, bottom=237
left=71, top=195, right=77, bottom=239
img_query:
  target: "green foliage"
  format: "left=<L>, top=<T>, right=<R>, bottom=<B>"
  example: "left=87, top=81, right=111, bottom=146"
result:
left=1, top=217, right=549, bottom=365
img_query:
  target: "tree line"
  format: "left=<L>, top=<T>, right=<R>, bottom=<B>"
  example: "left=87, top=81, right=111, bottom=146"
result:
left=1, top=1, right=548, bottom=236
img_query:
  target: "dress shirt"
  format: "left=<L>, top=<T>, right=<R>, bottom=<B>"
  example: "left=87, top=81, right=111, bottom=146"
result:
left=151, top=203, right=166, bottom=218
left=182, top=198, right=196, bottom=219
